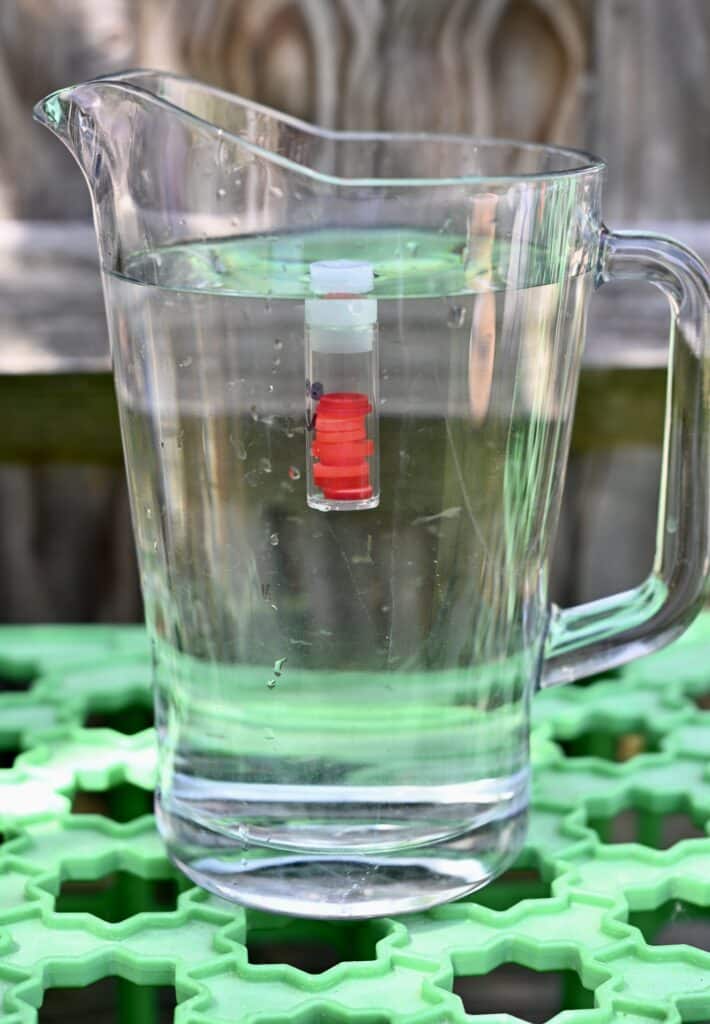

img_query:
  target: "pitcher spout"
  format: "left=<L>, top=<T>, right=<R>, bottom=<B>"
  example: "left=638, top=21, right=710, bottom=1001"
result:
left=32, top=69, right=345, bottom=277
left=33, top=78, right=124, bottom=181
left=33, top=87, right=69, bottom=140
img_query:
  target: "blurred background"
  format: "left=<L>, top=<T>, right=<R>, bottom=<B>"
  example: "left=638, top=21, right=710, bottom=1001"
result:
left=0, top=0, right=708, bottom=623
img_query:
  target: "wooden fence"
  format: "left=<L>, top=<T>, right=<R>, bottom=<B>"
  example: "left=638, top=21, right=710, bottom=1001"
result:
left=0, top=0, right=707, bottom=621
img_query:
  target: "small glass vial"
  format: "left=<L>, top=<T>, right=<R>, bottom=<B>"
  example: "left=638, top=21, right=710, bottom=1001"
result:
left=305, top=260, right=379, bottom=512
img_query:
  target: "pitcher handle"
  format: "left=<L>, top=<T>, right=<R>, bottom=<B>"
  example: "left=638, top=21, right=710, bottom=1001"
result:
left=541, top=227, right=709, bottom=687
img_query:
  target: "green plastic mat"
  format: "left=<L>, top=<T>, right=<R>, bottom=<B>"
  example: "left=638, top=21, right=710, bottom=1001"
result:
left=0, top=616, right=709, bottom=1024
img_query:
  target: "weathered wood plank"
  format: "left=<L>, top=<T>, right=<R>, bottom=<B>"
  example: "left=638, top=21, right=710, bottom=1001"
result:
left=595, top=0, right=710, bottom=221
left=0, top=0, right=706, bottom=619
left=2, top=220, right=707, bottom=377
left=2, top=1, right=708, bottom=220
left=0, top=365, right=666, bottom=465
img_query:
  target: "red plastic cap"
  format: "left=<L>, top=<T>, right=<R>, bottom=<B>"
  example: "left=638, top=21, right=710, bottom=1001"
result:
left=317, top=393, right=372, bottom=416
left=312, top=392, right=373, bottom=501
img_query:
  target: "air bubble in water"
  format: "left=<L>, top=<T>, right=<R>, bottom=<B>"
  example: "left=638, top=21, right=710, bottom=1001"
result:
left=217, top=187, right=227, bottom=198
left=178, top=356, right=193, bottom=368
left=288, top=466, right=301, bottom=481
left=266, top=678, right=276, bottom=689
left=244, top=470, right=259, bottom=487
left=269, top=532, right=279, bottom=546
left=447, top=305, right=466, bottom=328
left=274, top=656, right=287, bottom=675
left=260, top=458, right=272, bottom=474
left=274, top=338, right=283, bottom=350
left=236, top=441, right=247, bottom=460
left=250, top=405, right=259, bottom=421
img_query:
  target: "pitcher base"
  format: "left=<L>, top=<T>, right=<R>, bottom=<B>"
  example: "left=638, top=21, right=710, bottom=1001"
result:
left=156, top=794, right=528, bottom=919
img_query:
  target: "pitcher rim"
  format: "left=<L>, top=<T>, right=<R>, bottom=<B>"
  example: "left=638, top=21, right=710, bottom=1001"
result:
left=35, top=68, right=606, bottom=188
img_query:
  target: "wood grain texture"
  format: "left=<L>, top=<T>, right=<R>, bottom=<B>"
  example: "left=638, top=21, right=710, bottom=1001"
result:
left=137, top=0, right=588, bottom=139
left=0, top=0, right=136, bottom=218
left=0, top=0, right=590, bottom=219
left=4, top=0, right=708, bottom=218
left=595, top=0, right=710, bottom=221
left=0, top=0, right=707, bottom=619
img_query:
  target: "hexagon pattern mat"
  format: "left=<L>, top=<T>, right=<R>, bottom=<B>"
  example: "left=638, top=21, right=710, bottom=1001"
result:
left=0, top=616, right=708, bottom=1024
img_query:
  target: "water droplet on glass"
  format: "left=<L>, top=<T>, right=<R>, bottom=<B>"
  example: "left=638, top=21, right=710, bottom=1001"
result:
left=216, top=186, right=227, bottom=198
left=288, top=466, right=301, bottom=481
left=269, top=532, right=279, bottom=546
left=178, top=356, right=193, bottom=368
left=447, top=305, right=466, bottom=328
left=250, top=405, right=259, bottom=422
left=260, top=458, right=272, bottom=474
left=266, top=678, right=276, bottom=689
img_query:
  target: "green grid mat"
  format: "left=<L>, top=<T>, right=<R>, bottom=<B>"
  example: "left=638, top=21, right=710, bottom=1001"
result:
left=0, top=616, right=709, bottom=1024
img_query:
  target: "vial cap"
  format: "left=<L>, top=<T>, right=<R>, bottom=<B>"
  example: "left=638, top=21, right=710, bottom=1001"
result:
left=309, top=260, right=374, bottom=296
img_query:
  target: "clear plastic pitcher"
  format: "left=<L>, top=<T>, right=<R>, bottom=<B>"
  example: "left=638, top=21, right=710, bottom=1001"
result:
left=35, top=71, right=709, bottom=918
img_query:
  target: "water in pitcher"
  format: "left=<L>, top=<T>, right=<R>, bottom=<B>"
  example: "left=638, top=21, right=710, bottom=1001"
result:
left=104, top=227, right=590, bottom=914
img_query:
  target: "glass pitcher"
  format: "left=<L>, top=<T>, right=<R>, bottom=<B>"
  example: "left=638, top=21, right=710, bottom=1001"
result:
left=35, top=71, right=708, bottom=919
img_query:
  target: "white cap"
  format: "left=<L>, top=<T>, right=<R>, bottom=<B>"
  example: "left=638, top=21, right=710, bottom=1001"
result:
left=306, top=258, right=377, bottom=344
left=309, top=259, right=374, bottom=296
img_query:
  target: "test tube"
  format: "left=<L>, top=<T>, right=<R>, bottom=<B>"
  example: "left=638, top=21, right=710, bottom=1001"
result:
left=305, top=259, right=379, bottom=511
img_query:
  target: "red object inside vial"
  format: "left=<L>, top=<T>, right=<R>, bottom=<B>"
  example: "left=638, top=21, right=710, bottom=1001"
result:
left=311, top=392, right=374, bottom=501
